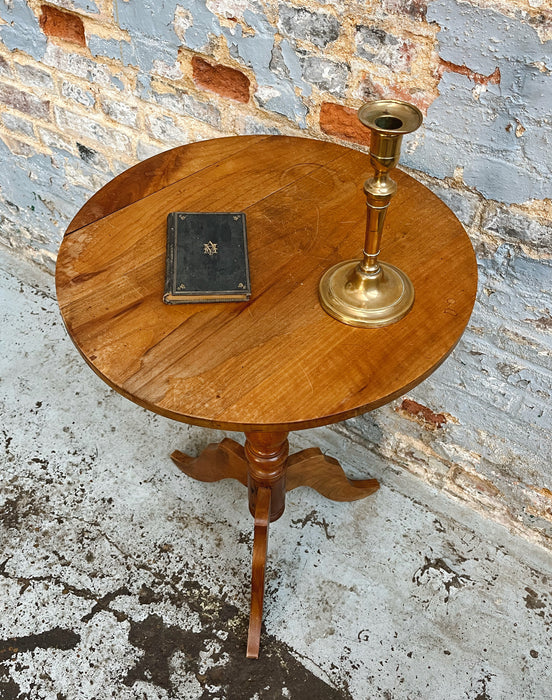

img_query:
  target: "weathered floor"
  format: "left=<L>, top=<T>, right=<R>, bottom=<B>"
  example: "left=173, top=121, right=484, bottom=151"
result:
left=1, top=246, right=551, bottom=700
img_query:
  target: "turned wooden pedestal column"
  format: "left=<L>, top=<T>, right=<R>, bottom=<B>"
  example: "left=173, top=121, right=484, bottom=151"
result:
left=245, top=432, right=288, bottom=658
left=56, top=135, right=478, bottom=658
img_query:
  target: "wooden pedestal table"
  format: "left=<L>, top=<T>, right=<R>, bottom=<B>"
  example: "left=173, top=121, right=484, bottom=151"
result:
left=56, top=135, right=477, bottom=658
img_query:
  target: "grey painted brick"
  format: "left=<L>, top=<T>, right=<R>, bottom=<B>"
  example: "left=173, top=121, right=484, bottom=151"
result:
left=15, top=63, right=55, bottom=91
left=110, top=75, right=125, bottom=92
left=0, top=1, right=47, bottom=61
left=151, top=90, right=221, bottom=129
left=522, top=122, right=552, bottom=179
left=278, top=4, right=340, bottom=48
left=1, top=113, right=35, bottom=138
left=254, top=83, right=308, bottom=124
left=424, top=182, right=481, bottom=227
left=401, top=126, right=458, bottom=180
left=438, top=74, right=518, bottom=151
left=0, top=82, right=50, bottom=120
left=428, top=0, right=549, bottom=76
left=88, top=35, right=135, bottom=66
left=279, top=39, right=312, bottom=97
left=301, top=56, right=349, bottom=97
left=62, top=80, right=95, bottom=108
left=113, top=0, right=184, bottom=72
left=463, top=153, right=549, bottom=204
left=0, top=138, right=88, bottom=255
left=472, top=247, right=552, bottom=355
left=54, top=106, right=131, bottom=154
left=418, top=0, right=552, bottom=204
left=101, top=97, right=138, bottom=128
left=482, top=205, right=552, bottom=254
left=355, top=25, right=414, bottom=72
left=224, top=8, right=309, bottom=127
left=515, top=68, right=552, bottom=121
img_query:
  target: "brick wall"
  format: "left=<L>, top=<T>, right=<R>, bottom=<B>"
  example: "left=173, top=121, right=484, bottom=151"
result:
left=1, top=1, right=551, bottom=549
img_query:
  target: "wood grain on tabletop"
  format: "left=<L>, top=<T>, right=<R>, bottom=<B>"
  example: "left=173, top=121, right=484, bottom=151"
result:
left=56, top=135, right=478, bottom=432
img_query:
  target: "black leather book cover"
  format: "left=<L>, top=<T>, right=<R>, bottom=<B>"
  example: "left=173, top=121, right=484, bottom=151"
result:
left=163, top=212, right=251, bottom=304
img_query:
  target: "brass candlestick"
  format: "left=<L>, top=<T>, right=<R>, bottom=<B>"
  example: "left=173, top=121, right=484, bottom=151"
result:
left=319, top=99, right=423, bottom=328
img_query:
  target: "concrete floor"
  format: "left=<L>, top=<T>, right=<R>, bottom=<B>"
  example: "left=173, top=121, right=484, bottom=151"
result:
left=1, top=246, right=551, bottom=700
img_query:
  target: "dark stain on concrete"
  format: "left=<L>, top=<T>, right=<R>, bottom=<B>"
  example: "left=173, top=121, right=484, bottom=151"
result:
left=0, top=664, right=22, bottom=700
left=0, top=485, right=44, bottom=530
left=413, top=556, right=472, bottom=602
left=524, top=587, right=546, bottom=610
left=126, top=579, right=351, bottom=699
left=81, top=585, right=131, bottom=623
left=0, top=499, right=23, bottom=530
left=0, top=627, right=81, bottom=662
left=472, top=673, right=495, bottom=700
left=291, top=509, right=335, bottom=540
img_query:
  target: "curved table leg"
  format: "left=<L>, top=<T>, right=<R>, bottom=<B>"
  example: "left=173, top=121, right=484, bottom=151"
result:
left=171, top=438, right=248, bottom=487
left=286, top=447, right=379, bottom=501
left=246, top=486, right=271, bottom=659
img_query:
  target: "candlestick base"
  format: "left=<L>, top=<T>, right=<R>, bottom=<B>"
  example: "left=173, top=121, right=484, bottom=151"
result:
left=319, top=259, right=414, bottom=328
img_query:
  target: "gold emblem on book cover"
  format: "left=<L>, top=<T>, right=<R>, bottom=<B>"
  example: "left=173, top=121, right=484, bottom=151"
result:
left=203, top=241, right=218, bottom=256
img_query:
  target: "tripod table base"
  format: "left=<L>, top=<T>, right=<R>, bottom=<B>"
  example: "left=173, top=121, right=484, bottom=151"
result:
left=171, top=432, right=379, bottom=658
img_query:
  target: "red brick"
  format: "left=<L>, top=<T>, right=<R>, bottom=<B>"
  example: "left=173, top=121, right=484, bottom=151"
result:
left=191, top=56, right=250, bottom=103
left=0, top=82, right=50, bottom=119
left=361, top=75, right=434, bottom=113
left=39, top=5, right=86, bottom=47
left=319, top=102, right=371, bottom=146
left=398, top=398, right=447, bottom=429
left=438, top=59, right=501, bottom=86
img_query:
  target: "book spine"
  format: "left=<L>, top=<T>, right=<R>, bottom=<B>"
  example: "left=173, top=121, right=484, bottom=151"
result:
left=163, top=212, right=177, bottom=304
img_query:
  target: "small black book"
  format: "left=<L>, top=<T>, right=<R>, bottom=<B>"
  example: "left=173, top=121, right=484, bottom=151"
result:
left=163, top=212, right=251, bottom=304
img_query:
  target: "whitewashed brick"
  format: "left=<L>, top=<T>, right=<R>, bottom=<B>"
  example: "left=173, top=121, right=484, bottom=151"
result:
left=15, top=63, right=55, bottom=91
left=38, top=127, right=74, bottom=153
left=3, top=135, right=33, bottom=157
left=2, top=113, right=34, bottom=138
left=62, top=80, right=95, bottom=107
left=146, top=115, right=188, bottom=144
left=43, top=44, right=111, bottom=86
left=101, top=97, right=138, bottom=128
left=54, top=105, right=132, bottom=154
left=136, top=139, right=164, bottom=161
left=0, top=55, right=12, bottom=77
left=151, top=89, right=221, bottom=129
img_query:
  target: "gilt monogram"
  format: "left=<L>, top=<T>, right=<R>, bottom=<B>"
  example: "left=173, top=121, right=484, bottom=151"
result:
left=203, top=241, right=218, bottom=256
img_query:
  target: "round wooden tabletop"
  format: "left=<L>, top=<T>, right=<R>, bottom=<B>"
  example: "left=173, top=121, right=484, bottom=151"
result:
left=56, top=135, right=477, bottom=432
